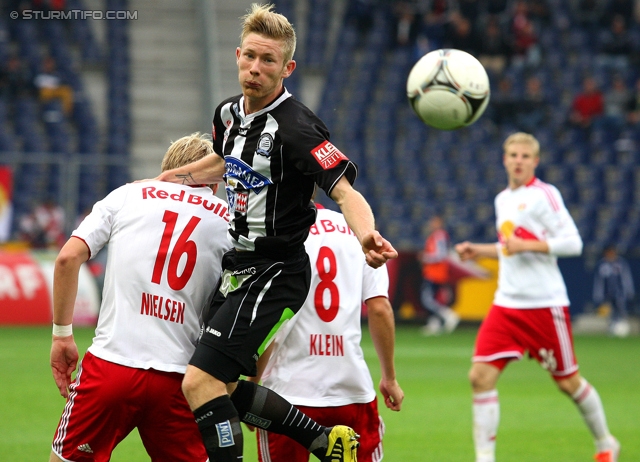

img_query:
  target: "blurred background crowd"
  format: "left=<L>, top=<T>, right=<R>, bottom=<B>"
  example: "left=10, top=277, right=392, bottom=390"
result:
left=0, top=0, right=638, bottom=320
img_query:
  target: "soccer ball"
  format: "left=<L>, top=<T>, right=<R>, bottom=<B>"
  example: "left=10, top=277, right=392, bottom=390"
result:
left=407, top=49, right=490, bottom=130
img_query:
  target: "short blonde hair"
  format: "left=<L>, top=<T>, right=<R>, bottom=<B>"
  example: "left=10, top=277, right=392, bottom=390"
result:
left=161, top=132, right=213, bottom=172
left=502, top=132, right=540, bottom=158
left=240, top=3, right=296, bottom=63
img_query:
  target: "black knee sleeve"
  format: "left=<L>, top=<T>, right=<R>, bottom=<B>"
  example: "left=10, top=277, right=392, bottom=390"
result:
left=193, top=395, right=243, bottom=460
left=229, top=379, right=257, bottom=420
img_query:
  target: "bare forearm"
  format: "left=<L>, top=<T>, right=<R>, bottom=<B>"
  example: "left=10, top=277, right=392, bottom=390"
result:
left=331, top=184, right=375, bottom=244
left=53, top=239, right=89, bottom=325
left=517, top=239, right=549, bottom=254
left=330, top=176, right=397, bottom=267
left=367, top=297, right=397, bottom=381
left=157, top=153, right=225, bottom=185
left=53, top=263, right=82, bottom=325
left=456, top=241, right=498, bottom=261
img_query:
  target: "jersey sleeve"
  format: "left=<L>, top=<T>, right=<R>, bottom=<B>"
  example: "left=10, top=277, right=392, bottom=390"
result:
left=361, top=262, right=390, bottom=301
left=536, top=185, right=583, bottom=257
left=211, top=105, right=225, bottom=159
left=72, top=185, right=129, bottom=258
left=282, top=107, right=357, bottom=195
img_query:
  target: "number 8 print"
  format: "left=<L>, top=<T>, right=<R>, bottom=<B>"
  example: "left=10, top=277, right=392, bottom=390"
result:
left=314, top=246, right=340, bottom=322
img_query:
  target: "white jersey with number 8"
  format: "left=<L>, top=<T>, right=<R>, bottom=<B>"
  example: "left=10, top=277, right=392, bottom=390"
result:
left=72, top=181, right=230, bottom=373
left=261, top=207, right=389, bottom=407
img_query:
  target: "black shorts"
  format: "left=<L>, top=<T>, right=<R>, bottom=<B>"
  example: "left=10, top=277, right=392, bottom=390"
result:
left=190, top=248, right=311, bottom=382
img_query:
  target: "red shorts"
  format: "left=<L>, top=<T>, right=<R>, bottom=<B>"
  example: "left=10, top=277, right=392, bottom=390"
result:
left=473, top=305, right=579, bottom=380
left=256, top=399, right=384, bottom=462
left=51, top=351, right=206, bottom=462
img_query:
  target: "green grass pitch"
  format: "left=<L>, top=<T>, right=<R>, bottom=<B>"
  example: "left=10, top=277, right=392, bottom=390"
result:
left=1, top=325, right=638, bottom=461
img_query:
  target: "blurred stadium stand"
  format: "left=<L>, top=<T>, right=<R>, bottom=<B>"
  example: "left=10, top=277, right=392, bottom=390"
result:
left=0, top=0, right=129, bottom=234
left=307, top=0, right=640, bottom=268
left=0, top=0, right=639, bottom=277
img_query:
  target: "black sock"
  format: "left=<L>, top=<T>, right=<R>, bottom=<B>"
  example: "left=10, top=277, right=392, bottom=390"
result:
left=231, top=380, right=329, bottom=458
left=193, top=395, right=243, bottom=462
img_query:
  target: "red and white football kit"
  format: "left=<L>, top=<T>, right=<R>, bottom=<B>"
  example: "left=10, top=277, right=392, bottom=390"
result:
left=52, top=181, right=230, bottom=462
left=257, top=208, right=388, bottom=462
left=474, top=177, right=583, bottom=378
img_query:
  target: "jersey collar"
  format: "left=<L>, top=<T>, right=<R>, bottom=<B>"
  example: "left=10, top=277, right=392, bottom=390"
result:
left=238, top=87, right=292, bottom=122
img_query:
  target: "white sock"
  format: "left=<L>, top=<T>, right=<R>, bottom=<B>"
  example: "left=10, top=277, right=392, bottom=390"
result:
left=571, top=377, right=613, bottom=451
left=473, top=390, right=499, bottom=462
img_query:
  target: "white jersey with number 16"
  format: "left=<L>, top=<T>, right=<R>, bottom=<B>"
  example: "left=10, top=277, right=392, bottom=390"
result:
left=72, top=181, right=230, bottom=374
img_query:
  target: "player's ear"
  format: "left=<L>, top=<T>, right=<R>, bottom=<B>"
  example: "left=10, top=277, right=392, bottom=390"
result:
left=282, top=59, right=296, bottom=78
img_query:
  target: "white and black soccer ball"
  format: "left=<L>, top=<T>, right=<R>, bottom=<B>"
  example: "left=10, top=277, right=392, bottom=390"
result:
left=407, top=49, right=490, bottom=130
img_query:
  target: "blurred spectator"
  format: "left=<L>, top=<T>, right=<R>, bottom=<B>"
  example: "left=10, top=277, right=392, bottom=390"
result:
left=34, top=56, right=74, bottom=115
left=345, top=0, right=375, bottom=35
left=601, top=0, right=634, bottom=28
left=509, top=1, right=541, bottom=68
left=569, top=76, right=604, bottom=130
left=415, top=0, right=450, bottom=52
left=625, top=77, right=640, bottom=125
left=0, top=166, right=12, bottom=243
left=32, top=0, right=66, bottom=11
left=391, top=2, right=419, bottom=48
left=490, top=76, right=519, bottom=125
left=18, top=197, right=66, bottom=249
left=596, top=14, right=633, bottom=72
left=516, top=75, right=548, bottom=132
left=599, top=74, right=631, bottom=132
left=477, top=16, right=511, bottom=77
left=527, top=0, right=552, bottom=26
left=419, top=215, right=459, bottom=336
left=444, top=13, right=478, bottom=55
left=0, top=55, right=35, bottom=100
left=457, top=0, right=481, bottom=22
left=593, top=244, right=635, bottom=337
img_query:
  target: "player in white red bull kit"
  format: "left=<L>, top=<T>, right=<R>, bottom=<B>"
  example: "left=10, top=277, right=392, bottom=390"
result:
left=49, top=133, right=231, bottom=462
left=252, top=205, right=404, bottom=462
left=154, top=5, right=397, bottom=462
left=455, top=132, right=619, bottom=462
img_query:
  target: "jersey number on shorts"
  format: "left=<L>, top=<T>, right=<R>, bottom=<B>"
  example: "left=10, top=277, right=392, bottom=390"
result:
left=151, top=210, right=202, bottom=290
left=314, top=246, right=339, bottom=322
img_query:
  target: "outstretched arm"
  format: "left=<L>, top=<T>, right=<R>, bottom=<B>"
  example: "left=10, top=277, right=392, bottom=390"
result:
left=366, top=296, right=404, bottom=411
left=51, top=237, right=88, bottom=398
left=156, top=153, right=226, bottom=185
left=330, top=176, right=398, bottom=268
left=455, top=241, right=500, bottom=261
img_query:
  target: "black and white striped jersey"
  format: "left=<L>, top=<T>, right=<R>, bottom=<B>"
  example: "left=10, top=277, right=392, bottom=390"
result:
left=212, top=88, right=357, bottom=259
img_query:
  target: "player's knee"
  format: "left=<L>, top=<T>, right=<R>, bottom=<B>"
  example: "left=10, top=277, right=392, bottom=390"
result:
left=555, top=373, right=582, bottom=396
left=468, top=367, right=484, bottom=390
left=182, top=366, right=206, bottom=403
left=181, top=372, right=197, bottom=403
left=182, top=366, right=229, bottom=409
left=468, top=364, right=497, bottom=392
